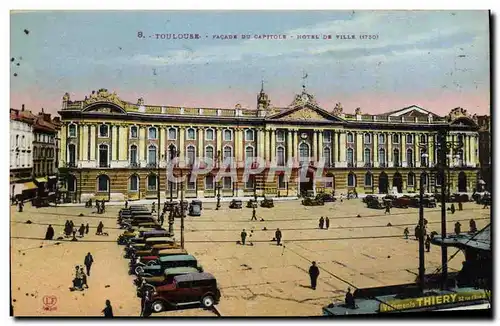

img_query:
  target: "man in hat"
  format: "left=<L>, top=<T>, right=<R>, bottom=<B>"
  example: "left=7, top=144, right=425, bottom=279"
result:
left=275, top=228, right=282, bottom=246
left=425, top=235, right=431, bottom=252
left=84, top=252, right=94, bottom=276
left=454, top=221, right=461, bottom=235
left=240, top=229, right=247, bottom=245
left=44, top=224, right=54, bottom=240
left=78, top=224, right=85, bottom=237
left=319, top=217, right=324, bottom=229
left=325, top=217, right=330, bottom=230
left=345, top=288, right=355, bottom=308
left=308, top=261, right=320, bottom=290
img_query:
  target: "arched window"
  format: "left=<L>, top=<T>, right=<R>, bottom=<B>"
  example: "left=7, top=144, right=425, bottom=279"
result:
left=393, top=148, right=400, bottom=166
left=148, top=127, right=157, bottom=140
left=379, top=148, right=386, bottom=166
left=147, top=174, right=157, bottom=191
left=406, top=134, right=413, bottom=144
left=276, top=130, right=285, bottom=142
left=187, top=145, right=196, bottom=166
left=407, top=148, right=414, bottom=167
left=323, top=147, right=331, bottom=166
left=167, top=144, right=177, bottom=163
left=278, top=174, right=286, bottom=189
left=348, top=173, right=356, bottom=187
left=34, top=147, right=38, bottom=159
left=99, top=124, right=109, bottom=138
left=347, top=132, right=354, bottom=143
left=205, top=175, right=214, bottom=190
left=130, top=126, right=138, bottom=138
left=223, top=129, right=232, bottom=141
left=187, top=174, right=196, bottom=191
left=420, top=148, right=428, bottom=167
left=393, top=134, right=400, bottom=144
left=364, top=148, right=371, bottom=164
left=223, top=176, right=232, bottom=189
left=379, top=134, right=385, bottom=144
left=245, top=129, right=254, bottom=141
left=205, top=128, right=214, bottom=141
left=277, top=146, right=285, bottom=166
left=129, top=175, right=139, bottom=192
left=245, top=175, right=255, bottom=189
left=97, top=175, right=109, bottom=192
left=98, top=144, right=109, bottom=167
left=364, top=172, right=372, bottom=187
left=168, top=128, right=177, bottom=140
left=245, top=146, right=254, bottom=163
left=299, top=143, right=310, bottom=163
left=223, top=146, right=232, bottom=162
left=347, top=148, right=354, bottom=166
left=187, top=128, right=196, bottom=140
left=148, top=145, right=157, bottom=165
left=364, top=133, right=371, bottom=144
left=68, top=144, right=76, bottom=165
left=408, top=172, right=415, bottom=187
left=21, top=135, right=25, bottom=148
left=68, top=124, right=77, bottom=138
left=15, top=135, right=19, bottom=147
left=130, top=145, right=138, bottom=165
left=420, top=134, right=426, bottom=144
left=205, top=145, right=214, bottom=161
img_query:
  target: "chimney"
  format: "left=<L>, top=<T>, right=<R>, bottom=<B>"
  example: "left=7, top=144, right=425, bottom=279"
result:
left=21, top=104, right=25, bottom=111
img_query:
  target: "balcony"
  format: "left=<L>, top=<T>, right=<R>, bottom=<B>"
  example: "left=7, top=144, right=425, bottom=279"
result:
left=66, top=162, right=77, bottom=168
left=347, top=162, right=356, bottom=168
left=379, top=162, right=387, bottom=168
left=129, top=162, right=140, bottom=168
left=364, top=162, right=373, bottom=168
left=97, top=163, right=111, bottom=168
left=146, top=162, right=158, bottom=168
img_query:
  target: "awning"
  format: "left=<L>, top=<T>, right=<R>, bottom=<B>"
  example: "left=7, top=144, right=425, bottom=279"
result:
left=22, top=182, right=37, bottom=191
left=48, top=176, right=57, bottom=179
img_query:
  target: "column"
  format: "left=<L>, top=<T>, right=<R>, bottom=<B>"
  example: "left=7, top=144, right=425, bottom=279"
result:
left=197, top=127, right=204, bottom=161
left=313, top=130, right=318, bottom=162
left=160, top=127, right=166, bottom=161
left=112, top=125, right=118, bottom=161
left=401, top=133, right=407, bottom=167
left=292, top=129, right=298, bottom=159
left=428, top=134, right=434, bottom=167
left=331, top=130, right=336, bottom=166
left=356, top=132, right=363, bottom=165
left=216, top=128, right=222, bottom=155
left=286, top=130, right=292, bottom=164
left=90, top=125, right=96, bottom=161
left=373, top=132, right=378, bottom=167
left=60, top=125, right=67, bottom=166
left=318, top=130, right=323, bottom=162
left=470, top=135, right=476, bottom=166
left=139, top=126, right=146, bottom=164
left=78, top=125, right=84, bottom=162
left=179, top=127, right=185, bottom=164
left=415, top=133, right=420, bottom=167
left=270, top=129, right=276, bottom=163
left=448, top=134, right=454, bottom=167
left=465, top=134, right=470, bottom=166
left=339, top=131, right=346, bottom=166
left=387, top=132, right=393, bottom=166
left=82, top=124, right=89, bottom=162
left=264, top=129, right=270, bottom=161
left=257, top=129, right=265, bottom=159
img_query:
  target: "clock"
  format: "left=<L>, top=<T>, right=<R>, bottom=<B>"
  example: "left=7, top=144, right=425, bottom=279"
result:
left=301, top=133, right=308, bottom=139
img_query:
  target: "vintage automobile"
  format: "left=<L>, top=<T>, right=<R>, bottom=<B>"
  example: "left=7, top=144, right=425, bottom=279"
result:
left=130, top=248, right=188, bottom=274
left=316, top=193, right=336, bottom=203
left=229, top=199, right=243, bottom=209
left=188, top=203, right=201, bottom=217
left=450, top=193, right=470, bottom=203
left=422, top=196, right=437, bottom=208
left=125, top=237, right=177, bottom=258
left=302, top=197, right=324, bottom=206
left=367, top=197, right=385, bottom=209
left=120, top=216, right=157, bottom=228
left=246, top=199, right=258, bottom=208
left=129, top=242, right=183, bottom=259
left=117, top=227, right=165, bottom=245
left=135, top=266, right=200, bottom=289
left=125, top=230, right=171, bottom=245
left=190, top=200, right=203, bottom=210
left=145, top=272, right=221, bottom=312
left=392, top=196, right=413, bottom=209
left=136, top=254, right=201, bottom=276
left=260, top=198, right=274, bottom=208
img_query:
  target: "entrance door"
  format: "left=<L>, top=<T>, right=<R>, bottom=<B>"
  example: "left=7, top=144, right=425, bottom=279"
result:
left=379, top=172, right=389, bottom=194
left=300, top=169, right=314, bottom=196
left=393, top=172, right=403, bottom=193
left=458, top=172, right=467, bottom=192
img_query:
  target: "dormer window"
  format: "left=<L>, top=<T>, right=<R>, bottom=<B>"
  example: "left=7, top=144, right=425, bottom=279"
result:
left=99, top=124, right=109, bottom=138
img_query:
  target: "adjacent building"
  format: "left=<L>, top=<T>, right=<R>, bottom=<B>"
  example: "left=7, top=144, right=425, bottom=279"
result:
left=476, top=115, right=491, bottom=191
left=57, top=87, right=483, bottom=202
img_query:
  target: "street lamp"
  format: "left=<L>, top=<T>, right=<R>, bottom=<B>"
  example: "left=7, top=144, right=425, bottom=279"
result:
left=167, top=144, right=178, bottom=237
left=417, top=145, right=429, bottom=293
left=252, top=175, right=257, bottom=220
left=216, top=181, right=222, bottom=210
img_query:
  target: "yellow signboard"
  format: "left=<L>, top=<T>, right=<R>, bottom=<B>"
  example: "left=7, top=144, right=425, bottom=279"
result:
left=379, top=290, right=491, bottom=313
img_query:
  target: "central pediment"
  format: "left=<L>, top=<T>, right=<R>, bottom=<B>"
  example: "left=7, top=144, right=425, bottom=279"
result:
left=269, top=104, right=343, bottom=122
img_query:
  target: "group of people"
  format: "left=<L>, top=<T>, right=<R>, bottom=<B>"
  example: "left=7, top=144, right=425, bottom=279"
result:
left=319, top=217, right=330, bottom=229
left=96, top=200, right=106, bottom=214
left=239, top=228, right=282, bottom=246
left=71, top=252, right=94, bottom=291
left=63, top=220, right=90, bottom=240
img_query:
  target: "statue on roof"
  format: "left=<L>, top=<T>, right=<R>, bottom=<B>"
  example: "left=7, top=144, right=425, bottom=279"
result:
left=332, top=102, right=343, bottom=116
left=355, top=107, right=362, bottom=115
left=447, top=107, right=469, bottom=121
left=137, top=97, right=145, bottom=106
left=62, top=92, right=70, bottom=102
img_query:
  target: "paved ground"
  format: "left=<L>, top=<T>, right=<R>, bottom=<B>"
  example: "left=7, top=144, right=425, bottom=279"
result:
left=10, top=198, right=490, bottom=317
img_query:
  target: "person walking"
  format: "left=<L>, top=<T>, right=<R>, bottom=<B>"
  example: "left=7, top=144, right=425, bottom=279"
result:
left=454, top=221, right=461, bottom=235
left=44, top=224, right=54, bottom=240
left=125, top=200, right=128, bottom=209
left=414, top=225, right=420, bottom=240
left=72, top=229, right=77, bottom=241
left=404, top=227, right=409, bottom=239
left=275, top=228, right=282, bottom=246
left=78, top=224, right=85, bottom=237
left=469, top=219, right=477, bottom=233
left=240, top=229, right=247, bottom=245
left=308, top=261, right=320, bottom=290
left=458, top=201, right=463, bottom=211
left=80, top=266, right=89, bottom=289
left=450, top=203, right=456, bottom=214
left=85, top=223, right=90, bottom=235
left=18, top=200, right=24, bottom=212
left=159, top=212, right=165, bottom=226
left=319, top=217, right=324, bottom=229
left=102, top=300, right=113, bottom=317
left=84, top=252, right=94, bottom=276
left=325, top=217, right=330, bottom=230
left=385, top=203, right=391, bottom=215
left=151, top=202, right=156, bottom=213
left=69, top=220, right=74, bottom=230
left=96, top=221, right=104, bottom=235
left=425, top=235, right=431, bottom=252
left=345, top=288, right=355, bottom=308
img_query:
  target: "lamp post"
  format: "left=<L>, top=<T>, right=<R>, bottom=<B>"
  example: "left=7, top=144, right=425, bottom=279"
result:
left=216, top=181, right=222, bottom=210
left=252, top=175, right=257, bottom=220
left=167, top=144, right=177, bottom=237
left=417, top=146, right=429, bottom=293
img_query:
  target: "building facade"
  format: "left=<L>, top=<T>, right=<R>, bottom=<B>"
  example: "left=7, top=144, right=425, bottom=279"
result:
left=476, top=115, right=491, bottom=191
left=10, top=107, right=35, bottom=198
left=58, top=88, right=483, bottom=202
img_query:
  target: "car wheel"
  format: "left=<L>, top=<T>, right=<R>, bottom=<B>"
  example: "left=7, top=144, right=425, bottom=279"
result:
left=151, top=300, right=164, bottom=313
left=201, top=295, right=215, bottom=308
left=135, top=266, right=144, bottom=275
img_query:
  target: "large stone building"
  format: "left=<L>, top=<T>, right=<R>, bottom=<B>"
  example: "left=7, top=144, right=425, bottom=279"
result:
left=58, top=87, right=483, bottom=202
left=476, top=115, right=491, bottom=191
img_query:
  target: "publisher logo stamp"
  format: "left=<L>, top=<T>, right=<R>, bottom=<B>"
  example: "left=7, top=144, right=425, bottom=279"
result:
left=42, top=295, right=57, bottom=311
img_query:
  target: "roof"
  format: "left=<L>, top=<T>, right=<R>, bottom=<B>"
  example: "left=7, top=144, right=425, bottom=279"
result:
left=431, top=224, right=490, bottom=251
left=158, top=254, right=196, bottom=262
left=174, top=272, right=215, bottom=283
left=164, top=266, right=200, bottom=275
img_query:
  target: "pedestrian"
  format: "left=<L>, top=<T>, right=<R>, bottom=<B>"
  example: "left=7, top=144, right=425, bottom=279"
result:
left=72, top=229, right=77, bottom=241
left=102, top=201, right=106, bottom=213
left=458, top=201, right=463, bottom=211
left=84, top=252, right=94, bottom=276
left=64, top=220, right=70, bottom=236
left=85, top=223, right=90, bottom=235
left=450, top=203, right=456, bottom=214
left=80, top=266, right=88, bottom=289
left=403, top=227, right=409, bottom=239
left=102, top=300, right=113, bottom=317
left=308, top=261, right=320, bottom=290
left=125, top=200, right=128, bottom=209
left=152, top=202, right=156, bottom=213
left=319, top=217, right=324, bottom=229
left=96, top=221, right=103, bottom=235
left=95, top=199, right=99, bottom=211
left=241, top=229, right=247, bottom=245
left=414, top=225, right=420, bottom=240
left=325, top=217, right=330, bottom=230
left=159, top=212, right=165, bottom=226
left=69, top=220, right=74, bottom=230
left=482, top=196, right=489, bottom=209
left=469, top=219, right=477, bottom=233
left=78, top=224, right=85, bottom=237
left=425, top=235, right=431, bottom=252
left=345, top=288, right=355, bottom=308
left=88, top=198, right=92, bottom=208
left=18, top=200, right=23, bottom=212
left=454, top=221, right=461, bottom=235
left=275, top=228, right=282, bottom=246
left=385, top=203, right=391, bottom=214
left=354, top=190, right=358, bottom=199
left=44, top=224, right=54, bottom=240
left=73, top=266, right=83, bottom=290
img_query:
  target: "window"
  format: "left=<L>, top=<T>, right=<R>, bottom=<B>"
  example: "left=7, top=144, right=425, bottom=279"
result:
left=223, top=129, right=232, bottom=141
left=379, top=148, right=386, bottom=165
left=245, top=146, right=254, bottom=163
left=323, top=147, right=331, bottom=166
left=364, top=148, right=371, bottom=164
left=393, top=134, right=400, bottom=144
left=168, top=128, right=177, bottom=140
left=245, top=129, right=254, bottom=141
left=347, top=132, right=354, bottom=143
left=68, top=124, right=77, bottom=138
left=187, top=128, right=196, bottom=140
left=223, top=146, right=232, bottom=162
left=205, top=129, right=214, bottom=141
left=393, top=148, right=400, bottom=166
left=130, top=126, right=138, bottom=138
left=129, top=175, right=139, bottom=191
left=408, top=173, right=415, bottom=187
left=406, top=149, right=414, bottom=167
left=347, top=148, right=354, bottom=165
left=277, top=130, right=285, bottom=142
left=364, top=172, right=372, bottom=187
left=97, top=175, right=109, bottom=192
left=245, top=175, right=255, bottom=189
left=67, top=175, right=76, bottom=192
left=379, top=134, right=385, bottom=144
left=420, top=134, right=426, bottom=144
left=68, top=144, right=76, bottom=165
left=99, top=125, right=109, bottom=138
left=299, top=143, right=310, bottom=163
left=406, top=134, right=413, bottom=144
left=99, top=144, right=109, bottom=167
left=147, top=174, right=157, bottom=191
left=130, top=145, right=138, bottom=165
left=277, top=146, right=285, bottom=166
left=187, top=174, right=196, bottom=191
left=420, top=149, right=428, bottom=166
left=148, top=145, right=157, bottom=165
left=187, top=145, right=196, bottom=166
left=457, top=149, right=464, bottom=165
left=167, top=144, right=177, bottom=162
left=223, top=176, right=232, bottom=189
left=436, top=172, right=443, bottom=186
left=324, top=131, right=331, bottom=143
left=148, top=127, right=157, bottom=140
left=278, top=174, right=286, bottom=189
left=34, top=147, right=38, bottom=159
left=205, top=175, right=214, bottom=190
left=324, top=176, right=334, bottom=188
left=348, top=173, right=356, bottom=187
left=364, top=133, right=371, bottom=144
left=205, top=146, right=214, bottom=162
left=15, top=135, right=19, bottom=147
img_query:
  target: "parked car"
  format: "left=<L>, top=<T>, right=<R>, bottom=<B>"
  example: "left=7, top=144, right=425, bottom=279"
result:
left=145, top=272, right=221, bottom=312
left=363, top=195, right=378, bottom=204
left=302, top=197, right=324, bottom=206
left=125, top=237, right=177, bottom=258
left=450, top=193, right=470, bottom=203
left=229, top=199, right=243, bottom=209
left=136, top=254, right=201, bottom=276
left=135, top=266, right=200, bottom=289
left=190, top=200, right=203, bottom=210
left=188, top=203, right=201, bottom=217
left=316, top=193, right=336, bottom=202
left=367, top=198, right=385, bottom=209
left=392, top=196, right=412, bottom=209
left=260, top=198, right=274, bottom=208
left=130, top=248, right=188, bottom=274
